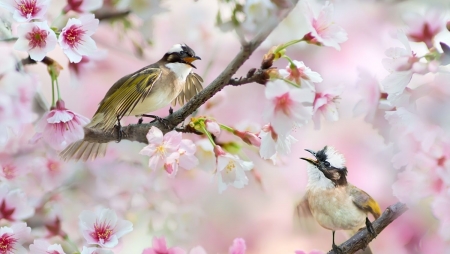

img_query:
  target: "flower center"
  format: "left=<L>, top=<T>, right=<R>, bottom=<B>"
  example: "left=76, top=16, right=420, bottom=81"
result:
left=25, top=27, right=48, bottom=49
left=18, top=0, right=40, bottom=17
left=0, top=233, right=18, bottom=253
left=274, top=93, right=293, bottom=116
left=225, top=161, right=236, bottom=173
left=156, top=145, right=166, bottom=155
left=63, top=25, right=85, bottom=48
left=1, top=165, right=15, bottom=180
left=92, top=222, right=113, bottom=243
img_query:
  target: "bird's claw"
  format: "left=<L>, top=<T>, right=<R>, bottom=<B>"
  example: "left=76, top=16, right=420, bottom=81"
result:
left=142, top=114, right=173, bottom=129
left=169, top=107, right=173, bottom=115
left=115, top=116, right=125, bottom=142
left=331, top=243, right=344, bottom=254
left=138, top=117, right=143, bottom=124
left=366, top=217, right=377, bottom=237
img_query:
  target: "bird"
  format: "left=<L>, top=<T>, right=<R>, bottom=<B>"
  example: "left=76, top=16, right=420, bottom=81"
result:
left=60, top=43, right=203, bottom=161
left=297, top=146, right=381, bottom=254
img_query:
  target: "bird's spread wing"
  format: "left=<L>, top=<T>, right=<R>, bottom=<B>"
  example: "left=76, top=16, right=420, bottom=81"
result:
left=350, top=186, right=381, bottom=219
left=91, top=67, right=162, bottom=131
left=172, top=72, right=203, bottom=106
left=294, top=195, right=318, bottom=232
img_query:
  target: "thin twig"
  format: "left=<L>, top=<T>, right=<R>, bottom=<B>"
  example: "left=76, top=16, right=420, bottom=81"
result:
left=82, top=0, right=300, bottom=144
left=95, top=10, right=131, bottom=21
left=328, top=202, right=408, bottom=254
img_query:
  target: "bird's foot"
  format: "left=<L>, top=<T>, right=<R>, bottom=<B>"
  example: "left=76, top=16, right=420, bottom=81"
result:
left=138, top=117, right=143, bottom=124
left=366, top=217, right=377, bottom=237
left=332, top=243, right=344, bottom=254
left=115, top=116, right=125, bottom=142
left=169, top=107, right=173, bottom=115
left=141, top=114, right=172, bottom=129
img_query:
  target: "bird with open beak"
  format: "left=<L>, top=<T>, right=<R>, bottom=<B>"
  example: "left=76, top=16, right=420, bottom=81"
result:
left=298, top=146, right=381, bottom=254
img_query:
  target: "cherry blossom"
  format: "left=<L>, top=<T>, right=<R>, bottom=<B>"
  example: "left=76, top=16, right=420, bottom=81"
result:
left=81, top=247, right=114, bottom=254
left=58, top=14, right=99, bottom=63
left=312, top=82, right=344, bottom=129
left=432, top=190, right=450, bottom=241
left=259, top=124, right=297, bottom=164
left=229, top=238, right=246, bottom=254
left=14, top=21, right=56, bottom=61
left=381, top=30, right=430, bottom=96
left=79, top=208, right=133, bottom=248
left=0, top=222, right=31, bottom=254
left=29, top=239, right=66, bottom=254
left=404, top=9, right=444, bottom=48
left=189, top=246, right=207, bottom=254
left=142, top=236, right=186, bottom=254
left=279, top=60, right=322, bottom=89
left=140, top=127, right=182, bottom=170
left=63, top=0, right=103, bottom=13
left=303, top=1, right=348, bottom=50
left=32, top=99, right=90, bottom=150
left=214, top=146, right=254, bottom=193
left=205, top=120, right=221, bottom=136
left=264, top=79, right=314, bottom=135
left=234, top=130, right=261, bottom=147
left=353, top=68, right=382, bottom=123
left=0, top=184, right=34, bottom=221
left=164, top=140, right=198, bottom=177
left=0, top=0, right=50, bottom=22
left=242, top=0, right=277, bottom=32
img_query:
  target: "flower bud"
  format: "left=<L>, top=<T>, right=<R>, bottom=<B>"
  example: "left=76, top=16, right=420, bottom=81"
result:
left=205, top=120, right=221, bottom=136
left=234, top=130, right=261, bottom=147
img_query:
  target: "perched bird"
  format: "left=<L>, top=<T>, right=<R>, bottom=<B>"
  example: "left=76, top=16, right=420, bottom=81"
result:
left=298, top=146, right=381, bottom=254
left=60, top=43, right=203, bottom=161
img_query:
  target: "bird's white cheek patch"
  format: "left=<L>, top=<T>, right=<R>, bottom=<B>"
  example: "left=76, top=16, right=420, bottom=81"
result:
left=165, top=63, right=192, bottom=81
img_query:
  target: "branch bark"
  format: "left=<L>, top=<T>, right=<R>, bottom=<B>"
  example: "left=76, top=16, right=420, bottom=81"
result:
left=328, top=202, right=408, bottom=254
left=83, top=0, right=299, bottom=144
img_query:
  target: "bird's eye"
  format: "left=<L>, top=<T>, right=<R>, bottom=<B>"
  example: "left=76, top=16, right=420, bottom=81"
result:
left=323, top=161, right=330, bottom=167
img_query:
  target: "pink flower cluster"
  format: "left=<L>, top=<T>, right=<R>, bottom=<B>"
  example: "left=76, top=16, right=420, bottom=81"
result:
left=140, top=127, right=198, bottom=177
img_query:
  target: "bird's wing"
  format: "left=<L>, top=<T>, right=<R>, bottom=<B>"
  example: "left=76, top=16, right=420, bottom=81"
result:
left=350, top=185, right=381, bottom=219
left=294, top=195, right=318, bottom=232
left=172, top=72, right=203, bottom=106
left=91, top=67, right=162, bottom=131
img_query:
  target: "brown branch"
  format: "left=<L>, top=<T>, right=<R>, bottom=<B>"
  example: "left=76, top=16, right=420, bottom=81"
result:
left=21, top=55, right=57, bottom=67
left=328, top=202, right=408, bottom=254
left=83, top=0, right=299, bottom=144
left=95, top=10, right=131, bottom=21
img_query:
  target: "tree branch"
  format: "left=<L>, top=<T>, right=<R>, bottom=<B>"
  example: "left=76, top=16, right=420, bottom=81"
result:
left=328, top=202, right=408, bottom=254
left=83, top=0, right=299, bottom=144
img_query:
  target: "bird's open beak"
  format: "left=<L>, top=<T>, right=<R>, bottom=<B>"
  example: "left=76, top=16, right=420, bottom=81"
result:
left=182, top=56, right=201, bottom=69
left=300, top=149, right=319, bottom=166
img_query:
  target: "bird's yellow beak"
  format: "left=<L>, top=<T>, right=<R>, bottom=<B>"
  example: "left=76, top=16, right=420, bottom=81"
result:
left=182, top=56, right=201, bottom=68
left=300, top=149, right=319, bottom=166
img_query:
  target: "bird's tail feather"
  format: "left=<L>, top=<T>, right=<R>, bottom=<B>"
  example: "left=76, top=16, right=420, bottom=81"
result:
left=60, top=140, right=108, bottom=161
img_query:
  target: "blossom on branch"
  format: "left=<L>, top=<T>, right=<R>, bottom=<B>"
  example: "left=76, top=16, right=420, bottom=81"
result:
left=312, top=82, right=344, bottom=129
left=0, top=0, right=50, bottom=22
left=214, top=146, right=254, bottom=193
left=0, top=184, right=34, bottom=221
left=264, top=79, right=314, bottom=135
left=404, top=9, right=444, bottom=48
left=79, top=208, right=133, bottom=248
left=29, top=239, right=66, bottom=254
left=140, top=127, right=182, bottom=170
left=259, top=124, right=297, bottom=164
left=32, top=100, right=90, bottom=151
left=14, top=21, right=57, bottom=61
left=142, top=236, right=186, bottom=254
left=0, top=222, right=31, bottom=254
left=303, top=1, right=348, bottom=50
left=59, top=14, right=99, bottom=63
left=279, top=60, right=322, bottom=89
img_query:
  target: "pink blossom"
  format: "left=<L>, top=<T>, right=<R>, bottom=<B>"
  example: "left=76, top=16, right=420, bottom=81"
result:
left=312, top=82, right=344, bottom=129
left=279, top=60, right=322, bottom=89
left=140, top=127, right=182, bottom=170
left=205, top=120, right=221, bottom=136
left=229, top=238, right=246, bottom=254
left=234, top=130, right=261, bottom=147
left=32, top=100, right=90, bottom=151
left=59, top=14, right=99, bottom=63
left=142, top=236, right=186, bottom=254
left=79, top=208, right=133, bottom=248
left=381, top=30, right=431, bottom=96
left=63, top=0, right=103, bottom=13
left=242, top=0, right=276, bottom=32
left=0, top=222, right=31, bottom=254
left=0, top=0, right=50, bottom=22
left=29, top=239, right=66, bottom=254
left=189, top=246, right=207, bottom=254
left=259, top=124, right=297, bottom=164
left=214, top=146, right=254, bottom=193
left=264, top=80, right=314, bottom=135
left=432, top=190, right=450, bottom=240
left=0, top=184, right=34, bottom=221
left=353, top=68, right=382, bottom=123
left=164, top=140, right=198, bottom=177
left=81, top=247, right=114, bottom=254
left=14, top=21, right=57, bottom=61
left=303, top=1, right=348, bottom=50
left=404, top=9, right=444, bottom=48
